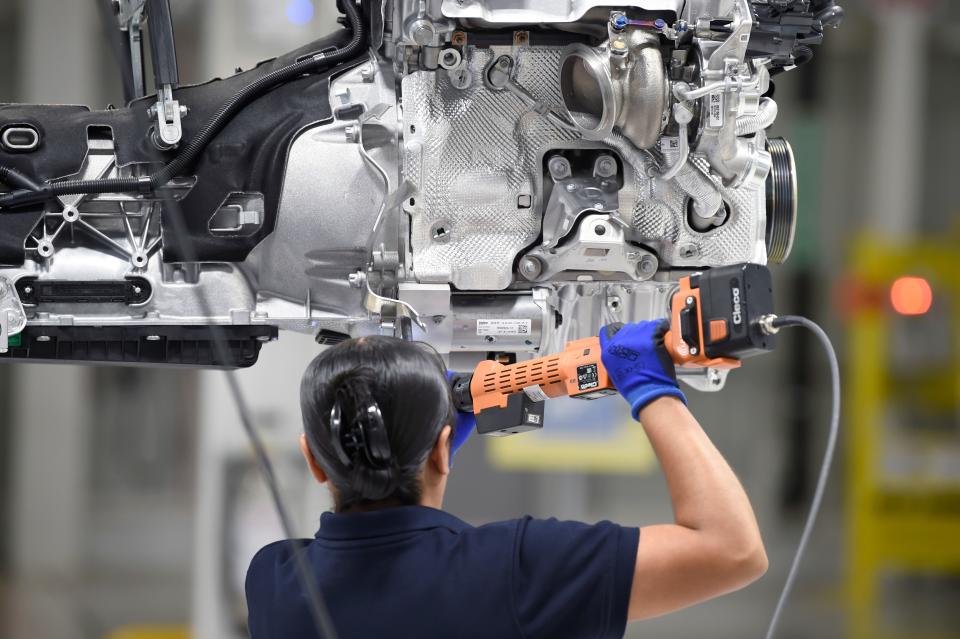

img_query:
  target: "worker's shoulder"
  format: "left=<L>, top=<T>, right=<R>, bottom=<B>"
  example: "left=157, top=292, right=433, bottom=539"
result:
left=247, top=538, right=312, bottom=576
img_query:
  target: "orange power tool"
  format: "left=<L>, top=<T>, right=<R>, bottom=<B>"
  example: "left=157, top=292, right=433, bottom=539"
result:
left=450, top=263, right=777, bottom=435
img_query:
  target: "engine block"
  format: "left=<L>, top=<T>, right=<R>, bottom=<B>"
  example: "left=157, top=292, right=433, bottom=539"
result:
left=0, top=0, right=841, bottom=387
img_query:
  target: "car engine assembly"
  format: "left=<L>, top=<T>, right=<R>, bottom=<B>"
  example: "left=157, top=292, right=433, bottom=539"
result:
left=0, top=0, right=841, bottom=387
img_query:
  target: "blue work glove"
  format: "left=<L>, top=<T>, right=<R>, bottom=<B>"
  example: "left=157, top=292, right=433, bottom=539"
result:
left=446, top=370, right=476, bottom=460
left=599, top=320, right=686, bottom=420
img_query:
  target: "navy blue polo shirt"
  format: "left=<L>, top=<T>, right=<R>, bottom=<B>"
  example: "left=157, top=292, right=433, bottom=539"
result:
left=246, top=505, right=639, bottom=639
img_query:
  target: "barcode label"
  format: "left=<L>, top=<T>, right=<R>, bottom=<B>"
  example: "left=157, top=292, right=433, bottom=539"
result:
left=476, top=319, right=531, bottom=336
left=708, top=92, right=724, bottom=128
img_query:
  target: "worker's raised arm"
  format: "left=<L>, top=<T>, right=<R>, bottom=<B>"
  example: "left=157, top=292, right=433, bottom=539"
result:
left=599, top=321, right=768, bottom=622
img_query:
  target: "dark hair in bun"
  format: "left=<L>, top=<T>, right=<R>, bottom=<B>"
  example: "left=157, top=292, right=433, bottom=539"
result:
left=300, top=336, right=456, bottom=511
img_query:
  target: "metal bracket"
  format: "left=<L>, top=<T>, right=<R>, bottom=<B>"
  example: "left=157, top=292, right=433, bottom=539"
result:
left=0, top=277, right=27, bottom=354
left=362, top=278, right=426, bottom=330
left=153, top=84, right=183, bottom=148
left=522, top=213, right=657, bottom=282
left=541, top=155, right=623, bottom=250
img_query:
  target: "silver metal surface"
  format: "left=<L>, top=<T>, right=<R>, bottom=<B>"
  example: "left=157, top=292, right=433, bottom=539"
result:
left=0, top=0, right=819, bottom=391
left=438, top=0, right=683, bottom=23
left=527, top=212, right=657, bottom=281
left=0, top=276, right=26, bottom=353
left=559, top=33, right=667, bottom=149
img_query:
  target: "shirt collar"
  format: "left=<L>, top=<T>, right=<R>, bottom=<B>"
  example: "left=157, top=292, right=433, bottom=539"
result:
left=315, top=505, right=470, bottom=541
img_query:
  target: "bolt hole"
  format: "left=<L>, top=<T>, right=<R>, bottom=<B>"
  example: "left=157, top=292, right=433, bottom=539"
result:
left=409, top=197, right=416, bottom=206
left=409, top=125, right=416, bottom=134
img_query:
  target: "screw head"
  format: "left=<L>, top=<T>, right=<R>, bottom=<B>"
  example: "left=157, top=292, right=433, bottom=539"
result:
left=685, top=296, right=695, bottom=305
left=411, top=20, right=435, bottom=45
left=594, top=224, right=607, bottom=235
left=637, top=255, right=657, bottom=276
left=594, top=155, right=617, bottom=178
left=548, top=156, right=572, bottom=180
left=519, top=256, right=542, bottom=280
left=611, top=12, right=628, bottom=31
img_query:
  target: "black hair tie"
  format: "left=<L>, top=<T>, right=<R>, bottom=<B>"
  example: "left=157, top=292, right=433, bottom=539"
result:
left=328, top=378, right=392, bottom=470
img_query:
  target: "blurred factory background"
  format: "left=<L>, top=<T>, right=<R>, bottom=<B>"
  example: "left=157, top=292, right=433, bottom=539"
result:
left=0, top=1, right=958, bottom=638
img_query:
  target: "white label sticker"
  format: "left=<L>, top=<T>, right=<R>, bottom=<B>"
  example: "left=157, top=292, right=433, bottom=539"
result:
left=708, top=92, right=724, bottom=128
left=659, top=136, right=681, bottom=153
left=523, top=384, right=549, bottom=402
left=476, top=319, right=531, bottom=336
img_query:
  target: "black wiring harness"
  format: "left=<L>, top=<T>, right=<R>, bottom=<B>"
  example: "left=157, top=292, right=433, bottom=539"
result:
left=0, top=0, right=364, bottom=213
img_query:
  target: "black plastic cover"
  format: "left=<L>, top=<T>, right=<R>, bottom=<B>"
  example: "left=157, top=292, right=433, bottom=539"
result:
left=0, top=325, right=276, bottom=368
left=475, top=392, right=545, bottom=436
left=695, top=263, right=776, bottom=359
left=0, top=30, right=359, bottom=265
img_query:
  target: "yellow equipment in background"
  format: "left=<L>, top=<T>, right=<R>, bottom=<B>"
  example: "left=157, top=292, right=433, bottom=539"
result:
left=845, top=235, right=960, bottom=639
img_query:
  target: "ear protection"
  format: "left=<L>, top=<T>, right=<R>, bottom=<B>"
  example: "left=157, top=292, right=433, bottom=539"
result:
left=328, top=377, right=392, bottom=470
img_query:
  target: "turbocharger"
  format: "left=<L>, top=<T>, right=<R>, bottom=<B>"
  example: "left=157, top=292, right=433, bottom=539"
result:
left=559, top=30, right=668, bottom=150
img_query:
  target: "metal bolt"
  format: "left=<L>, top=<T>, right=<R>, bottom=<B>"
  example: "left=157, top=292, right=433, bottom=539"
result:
left=690, top=347, right=698, bottom=355
left=360, top=64, right=376, bottom=82
left=23, top=286, right=32, bottom=294
left=344, top=124, right=359, bottom=142
left=610, top=12, right=628, bottom=31
left=133, top=286, right=142, bottom=295
left=410, top=19, right=435, bottom=46
left=497, top=55, right=512, bottom=69
left=348, top=272, right=365, bottom=288
left=548, top=156, right=572, bottom=181
left=637, top=255, right=657, bottom=276
left=593, top=155, right=618, bottom=179
left=519, top=256, right=542, bottom=280
left=685, top=296, right=695, bottom=305
left=145, top=335, right=161, bottom=342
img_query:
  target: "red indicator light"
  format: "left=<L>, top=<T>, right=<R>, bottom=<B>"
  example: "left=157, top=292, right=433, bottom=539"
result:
left=890, top=276, right=932, bottom=316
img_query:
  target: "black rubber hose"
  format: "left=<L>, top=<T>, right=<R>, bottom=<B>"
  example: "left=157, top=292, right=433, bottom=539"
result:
left=0, top=165, right=43, bottom=192
left=0, top=0, right=364, bottom=210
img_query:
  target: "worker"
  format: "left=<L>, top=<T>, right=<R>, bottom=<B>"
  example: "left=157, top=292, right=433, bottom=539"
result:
left=245, top=320, right=768, bottom=638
